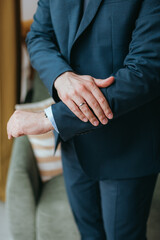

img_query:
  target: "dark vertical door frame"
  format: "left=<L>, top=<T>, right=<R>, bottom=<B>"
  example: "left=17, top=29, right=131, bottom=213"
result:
left=15, top=0, right=21, bottom=104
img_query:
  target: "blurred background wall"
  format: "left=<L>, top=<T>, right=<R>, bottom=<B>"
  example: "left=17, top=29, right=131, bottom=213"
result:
left=0, top=0, right=21, bottom=201
left=0, top=0, right=37, bottom=202
left=21, top=0, right=38, bottom=20
left=20, top=0, right=38, bottom=102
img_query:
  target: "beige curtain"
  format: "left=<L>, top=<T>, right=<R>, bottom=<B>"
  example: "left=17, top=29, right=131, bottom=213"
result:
left=0, top=0, right=19, bottom=201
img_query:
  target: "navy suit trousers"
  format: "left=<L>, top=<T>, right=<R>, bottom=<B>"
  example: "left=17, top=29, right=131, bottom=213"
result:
left=62, top=146, right=157, bottom=240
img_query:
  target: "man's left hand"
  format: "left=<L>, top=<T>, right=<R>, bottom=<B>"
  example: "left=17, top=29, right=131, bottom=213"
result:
left=7, top=110, right=54, bottom=139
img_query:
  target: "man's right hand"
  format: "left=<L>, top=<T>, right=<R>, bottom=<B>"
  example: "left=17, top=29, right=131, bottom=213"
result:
left=54, top=71, right=114, bottom=126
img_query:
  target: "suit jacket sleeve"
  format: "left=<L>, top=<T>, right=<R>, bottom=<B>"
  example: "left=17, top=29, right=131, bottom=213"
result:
left=26, top=0, right=73, bottom=102
left=27, top=0, right=160, bottom=142
left=51, top=0, right=160, bottom=141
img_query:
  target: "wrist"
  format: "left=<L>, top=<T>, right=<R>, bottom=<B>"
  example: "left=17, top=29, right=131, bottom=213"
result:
left=41, top=111, right=54, bottom=131
left=54, top=71, right=73, bottom=90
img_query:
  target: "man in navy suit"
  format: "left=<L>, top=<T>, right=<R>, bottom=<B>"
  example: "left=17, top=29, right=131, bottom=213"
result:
left=7, top=0, right=160, bottom=239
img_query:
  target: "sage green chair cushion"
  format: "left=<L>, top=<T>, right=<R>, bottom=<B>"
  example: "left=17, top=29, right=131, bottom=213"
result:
left=6, top=136, right=79, bottom=240
left=36, top=176, right=79, bottom=240
left=6, top=136, right=39, bottom=240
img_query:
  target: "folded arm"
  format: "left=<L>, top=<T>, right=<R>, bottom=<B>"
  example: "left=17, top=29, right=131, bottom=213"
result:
left=25, top=0, right=73, bottom=102
left=51, top=0, right=160, bottom=141
left=9, top=0, right=160, bottom=140
left=26, top=0, right=114, bottom=123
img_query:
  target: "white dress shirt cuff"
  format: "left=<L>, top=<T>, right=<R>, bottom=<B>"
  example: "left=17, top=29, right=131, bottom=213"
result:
left=44, top=106, right=59, bottom=133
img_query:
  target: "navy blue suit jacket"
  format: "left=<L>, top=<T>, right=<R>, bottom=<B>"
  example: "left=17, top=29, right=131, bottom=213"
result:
left=26, top=0, right=160, bottom=179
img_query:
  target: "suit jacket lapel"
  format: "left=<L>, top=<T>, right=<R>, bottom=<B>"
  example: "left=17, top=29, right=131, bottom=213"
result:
left=72, top=0, right=103, bottom=46
left=67, top=0, right=83, bottom=53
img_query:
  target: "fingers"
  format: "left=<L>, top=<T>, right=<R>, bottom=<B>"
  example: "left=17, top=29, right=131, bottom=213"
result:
left=78, top=102, right=99, bottom=126
left=72, top=95, right=105, bottom=126
left=65, top=100, right=89, bottom=123
left=66, top=97, right=102, bottom=126
left=7, top=111, right=54, bottom=139
left=90, top=86, right=113, bottom=119
left=7, top=122, right=23, bottom=139
left=94, top=76, right=114, bottom=88
left=7, top=111, right=23, bottom=139
left=8, top=135, right=12, bottom=140
left=80, top=90, right=108, bottom=125
left=7, top=129, right=23, bottom=139
left=54, top=71, right=114, bottom=126
left=83, top=76, right=114, bottom=120
left=64, top=80, right=113, bottom=125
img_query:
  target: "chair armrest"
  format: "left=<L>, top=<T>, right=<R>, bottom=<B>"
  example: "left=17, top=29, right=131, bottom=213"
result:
left=6, top=136, right=42, bottom=240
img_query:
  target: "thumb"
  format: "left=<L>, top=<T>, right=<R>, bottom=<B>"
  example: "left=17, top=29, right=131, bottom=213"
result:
left=94, top=76, right=114, bottom=88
